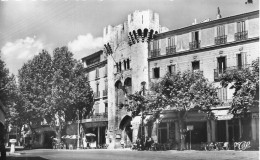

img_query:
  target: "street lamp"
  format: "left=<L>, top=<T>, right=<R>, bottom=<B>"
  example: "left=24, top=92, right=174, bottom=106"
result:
left=77, top=110, right=80, bottom=150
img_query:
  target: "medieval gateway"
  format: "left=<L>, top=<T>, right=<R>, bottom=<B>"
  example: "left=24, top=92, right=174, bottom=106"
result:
left=81, top=10, right=259, bottom=149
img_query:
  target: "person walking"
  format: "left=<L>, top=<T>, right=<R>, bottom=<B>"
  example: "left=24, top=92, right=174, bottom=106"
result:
left=0, top=122, right=6, bottom=160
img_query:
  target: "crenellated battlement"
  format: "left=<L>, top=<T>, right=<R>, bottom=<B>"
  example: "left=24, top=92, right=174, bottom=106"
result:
left=103, top=10, right=167, bottom=49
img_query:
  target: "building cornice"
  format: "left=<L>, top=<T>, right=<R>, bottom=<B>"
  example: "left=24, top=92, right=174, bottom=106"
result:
left=154, top=10, right=259, bottom=40
left=83, top=60, right=107, bottom=72
left=148, top=37, right=259, bottom=61
left=81, top=50, right=103, bottom=61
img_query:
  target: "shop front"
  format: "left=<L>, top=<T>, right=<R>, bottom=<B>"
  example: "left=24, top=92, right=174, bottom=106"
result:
left=81, top=117, right=108, bottom=147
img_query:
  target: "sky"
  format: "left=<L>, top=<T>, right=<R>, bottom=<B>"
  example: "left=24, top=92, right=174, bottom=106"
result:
left=0, top=0, right=259, bottom=75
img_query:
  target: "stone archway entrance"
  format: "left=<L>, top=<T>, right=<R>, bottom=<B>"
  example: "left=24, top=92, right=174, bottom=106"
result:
left=119, top=115, right=133, bottom=148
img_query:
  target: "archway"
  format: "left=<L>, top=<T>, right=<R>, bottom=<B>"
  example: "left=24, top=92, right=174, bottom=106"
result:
left=124, top=77, right=132, bottom=94
left=119, top=115, right=133, bottom=147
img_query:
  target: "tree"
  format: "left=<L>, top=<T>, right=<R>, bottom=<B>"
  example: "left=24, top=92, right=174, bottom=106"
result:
left=149, top=71, right=219, bottom=150
left=0, top=53, right=16, bottom=110
left=46, top=47, right=94, bottom=141
left=17, top=50, right=53, bottom=132
left=219, top=58, right=259, bottom=115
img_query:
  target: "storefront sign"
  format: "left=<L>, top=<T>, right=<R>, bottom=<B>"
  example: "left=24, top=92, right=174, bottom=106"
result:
left=216, top=114, right=233, bottom=120
left=160, top=119, right=176, bottom=123
left=252, top=113, right=259, bottom=119
left=81, top=117, right=108, bottom=123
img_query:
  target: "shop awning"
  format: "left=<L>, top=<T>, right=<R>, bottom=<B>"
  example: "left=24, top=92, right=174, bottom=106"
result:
left=82, top=121, right=108, bottom=128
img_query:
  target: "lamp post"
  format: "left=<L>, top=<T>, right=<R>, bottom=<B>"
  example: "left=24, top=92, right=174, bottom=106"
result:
left=77, top=110, right=80, bottom=150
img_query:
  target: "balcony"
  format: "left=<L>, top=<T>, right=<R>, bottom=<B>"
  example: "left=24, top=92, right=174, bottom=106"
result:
left=189, top=41, right=200, bottom=50
left=219, top=99, right=232, bottom=107
left=151, top=49, right=160, bottom=58
left=94, top=91, right=100, bottom=99
left=235, top=31, right=248, bottom=41
left=214, top=65, right=250, bottom=81
left=166, top=46, right=176, bottom=55
left=103, top=90, right=108, bottom=98
left=215, top=35, right=227, bottom=45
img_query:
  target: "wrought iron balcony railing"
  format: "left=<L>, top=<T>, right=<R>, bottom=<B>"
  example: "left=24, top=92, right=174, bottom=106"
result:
left=150, top=49, right=160, bottom=58
left=166, top=46, right=176, bottom=55
left=215, top=35, right=227, bottom=45
left=189, top=41, right=200, bottom=50
left=214, top=64, right=250, bottom=81
left=219, top=99, right=232, bottom=106
left=235, top=31, right=248, bottom=41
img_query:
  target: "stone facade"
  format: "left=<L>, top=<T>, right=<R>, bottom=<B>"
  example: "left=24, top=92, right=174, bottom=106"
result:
left=82, top=10, right=259, bottom=149
left=148, top=10, right=259, bottom=148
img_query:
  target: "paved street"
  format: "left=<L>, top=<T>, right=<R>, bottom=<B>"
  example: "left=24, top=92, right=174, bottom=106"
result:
left=6, top=149, right=259, bottom=160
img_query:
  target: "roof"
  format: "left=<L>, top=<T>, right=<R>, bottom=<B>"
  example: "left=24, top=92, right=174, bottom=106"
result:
left=81, top=50, right=103, bottom=61
left=154, top=10, right=259, bottom=40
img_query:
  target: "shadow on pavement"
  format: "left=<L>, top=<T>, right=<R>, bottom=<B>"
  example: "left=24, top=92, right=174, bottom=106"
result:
left=7, top=157, right=49, bottom=160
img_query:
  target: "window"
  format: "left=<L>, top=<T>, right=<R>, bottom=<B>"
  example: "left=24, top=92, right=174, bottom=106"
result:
left=124, top=60, right=127, bottom=70
left=215, top=25, right=227, bottom=45
left=96, top=83, right=99, bottom=94
left=167, top=36, right=175, bottom=47
left=237, top=53, right=242, bottom=69
left=104, top=65, right=107, bottom=77
left=217, top=25, right=225, bottom=37
left=235, top=21, right=247, bottom=41
left=167, top=65, right=176, bottom=74
left=217, top=57, right=226, bottom=74
left=127, top=59, right=130, bottom=69
left=237, top=21, right=246, bottom=33
left=153, top=40, right=160, bottom=50
left=192, top=61, right=200, bottom=71
left=153, top=67, right=160, bottom=78
left=217, top=87, right=227, bottom=102
left=192, top=31, right=199, bottom=42
left=119, top=62, right=122, bottom=72
left=116, top=63, right=119, bottom=72
left=95, top=67, right=99, bottom=79
left=105, top=103, right=108, bottom=114
left=190, top=31, right=200, bottom=49
left=151, top=40, right=160, bottom=57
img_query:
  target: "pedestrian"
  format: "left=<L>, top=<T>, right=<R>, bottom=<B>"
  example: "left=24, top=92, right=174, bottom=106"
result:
left=0, top=122, right=6, bottom=160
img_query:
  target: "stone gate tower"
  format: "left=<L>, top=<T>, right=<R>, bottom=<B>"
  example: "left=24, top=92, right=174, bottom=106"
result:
left=103, top=10, right=167, bottom=149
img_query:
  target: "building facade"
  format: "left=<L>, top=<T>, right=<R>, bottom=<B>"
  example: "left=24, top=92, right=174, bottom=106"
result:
left=148, top=10, right=259, bottom=149
left=82, top=10, right=259, bottom=149
left=81, top=50, right=108, bottom=146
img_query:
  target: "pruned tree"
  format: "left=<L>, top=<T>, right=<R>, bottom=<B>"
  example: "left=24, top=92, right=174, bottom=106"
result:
left=219, top=58, right=259, bottom=115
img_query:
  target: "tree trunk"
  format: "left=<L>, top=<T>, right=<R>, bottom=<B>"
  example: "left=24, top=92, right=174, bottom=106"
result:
left=178, top=112, right=186, bottom=151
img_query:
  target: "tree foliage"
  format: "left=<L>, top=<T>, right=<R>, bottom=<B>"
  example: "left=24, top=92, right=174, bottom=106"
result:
left=127, top=70, right=219, bottom=150
left=151, top=71, right=219, bottom=114
left=220, top=58, right=259, bottom=114
left=16, top=47, right=93, bottom=138
left=18, top=50, right=53, bottom=128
